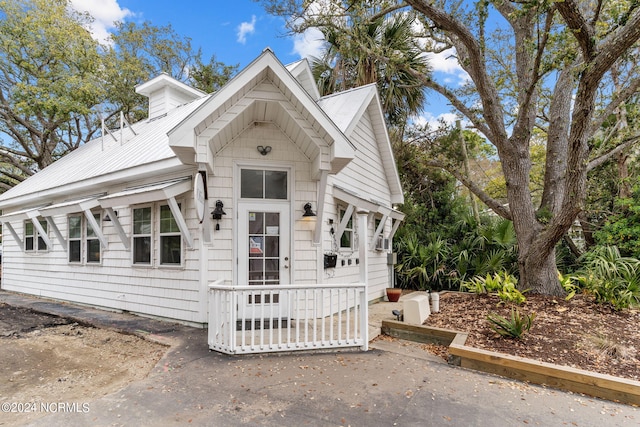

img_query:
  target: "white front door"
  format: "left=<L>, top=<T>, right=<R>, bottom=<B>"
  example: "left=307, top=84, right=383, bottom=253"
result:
left=238, top=202, right=290, bottom=321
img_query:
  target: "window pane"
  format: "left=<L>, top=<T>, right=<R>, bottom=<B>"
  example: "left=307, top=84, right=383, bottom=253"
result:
left=133, top=236, right=151, bottom=264
left=160, top=235, right=181, bottom=264
left=133, top=207, right=151, bottom=234
left=160, top=205, right=179, bottom=233
left=241, top=169, right=263, bottom=198
left=68, top=216, right=81, bottom=238
left=25, top=222, right=34, bottom=236
left=265, top=171, right=287, bottom=199
left=341, top=231, right=352, bottom=248
left=69, top=240, right=81, bottom=262
left=87, top=239, right=100, bottom=263
left=37, top=236, right=47, bottom=251
left=25, top=237, right=34, bottom=251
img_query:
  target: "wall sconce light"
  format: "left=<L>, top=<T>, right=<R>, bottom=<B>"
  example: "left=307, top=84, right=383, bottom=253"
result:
left=302, top=202, right=316, bottom=218
left=211, top=200, right=226, bottom=230
left=257, top=145, right=272, bottom=156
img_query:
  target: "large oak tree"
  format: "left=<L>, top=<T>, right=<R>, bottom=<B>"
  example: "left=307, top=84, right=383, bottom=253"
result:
left=259, top=0, right=640, bottom=295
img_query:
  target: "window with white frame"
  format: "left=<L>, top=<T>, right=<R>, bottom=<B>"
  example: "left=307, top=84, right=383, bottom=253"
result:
left=68, top=215, right=82, bottom=262
left=132, top=206, right=152, bottom=265
left=339, top=207, right=353, bottom=249
left=24, top=220, right=48, bottom=252
left=86, top=212, right=101, bottom=263
left=67, top=213, right=102, bottom=264
left=159, top=204, right=181, bottom=265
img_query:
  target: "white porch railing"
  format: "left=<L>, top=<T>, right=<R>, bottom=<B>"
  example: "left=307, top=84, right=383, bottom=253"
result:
left=208, top=280, right=368, bottom=355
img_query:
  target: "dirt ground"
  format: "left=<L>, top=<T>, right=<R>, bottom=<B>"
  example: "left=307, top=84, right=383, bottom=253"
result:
left=0, top=303, right=166, bottom=425
left=422, top=292, right=640, bottom=381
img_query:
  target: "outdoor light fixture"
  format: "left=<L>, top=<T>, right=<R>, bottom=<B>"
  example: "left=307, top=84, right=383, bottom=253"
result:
left=257, top=145, right=272, bottom=156
left=302, top=202, right=316, bottom=218
left=211, top=200, right=226, bottom=231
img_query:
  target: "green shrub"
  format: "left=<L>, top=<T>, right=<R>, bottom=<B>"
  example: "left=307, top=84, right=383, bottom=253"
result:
left=486, top=308, right=536, bottom=339
left=461, top=271, right=526, bottom=304
left=573, top=246, right=640, bottom=310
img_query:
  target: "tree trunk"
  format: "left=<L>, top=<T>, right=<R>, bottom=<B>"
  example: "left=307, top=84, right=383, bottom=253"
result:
left=519, top=246, right=564, bottom=296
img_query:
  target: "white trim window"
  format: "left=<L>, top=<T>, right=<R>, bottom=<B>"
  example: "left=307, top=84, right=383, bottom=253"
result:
left=24, top=220, right=48, bottom=252
left=159, top=204, right=182, bottom=265
left=339, top=207, right=353, bottom=249
left=132, top=206, right=152, bottom=265
left=67, top=212, right=102, bottom=264
left=86, top=212, right=102, bottom=263
left=68, top=215, right=82, bottom=262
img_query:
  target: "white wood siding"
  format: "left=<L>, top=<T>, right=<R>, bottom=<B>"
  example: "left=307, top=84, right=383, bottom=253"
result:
left=321, top=107, right=395, bottom=298
left=1, top=170, right=207, bottom=324
left=207, top=123, right=319, bottom=287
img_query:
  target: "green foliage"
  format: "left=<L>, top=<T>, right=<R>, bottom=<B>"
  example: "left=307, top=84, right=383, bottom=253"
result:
left=395, top=233, right=451, bottom=291
left=461, top=271, right=526, bottom=304
left=571, top=246, right=640, bottom=310
left=486, top=308, right=536, bottom=339
left=594, top=183, right=640, bottom=257
left=558, top=271, right=580, bottom=301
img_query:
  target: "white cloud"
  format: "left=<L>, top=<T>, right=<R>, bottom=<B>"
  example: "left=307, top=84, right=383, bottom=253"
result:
left=292, top=27, right=325, bottom=59
left=69, top=0, right=132, bottom=44
left=237, top=15, right=257, bottom=44
left=426, top=48, right=470, bottom=85
left=413, top=111, right=461, bottom=130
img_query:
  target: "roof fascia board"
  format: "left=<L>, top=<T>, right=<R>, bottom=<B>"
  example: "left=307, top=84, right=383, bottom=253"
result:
left=98, top=177, right=192, bottom=209
left=168, top=49, right=355, bottom=168
left=343, top=85, right=377, bottom=137
left=0, top=158, right=187, bottom=212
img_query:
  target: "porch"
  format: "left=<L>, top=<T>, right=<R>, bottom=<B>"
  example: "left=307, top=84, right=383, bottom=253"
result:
left=208, top=281, right=372, bottom=355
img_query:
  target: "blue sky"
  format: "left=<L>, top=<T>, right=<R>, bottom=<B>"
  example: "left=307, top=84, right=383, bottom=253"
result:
left=70, top=0, right=467, bottom=127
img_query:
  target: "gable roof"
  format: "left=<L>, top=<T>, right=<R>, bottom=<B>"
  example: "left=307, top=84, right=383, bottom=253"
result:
left=167, top=48, right=356, bottom=177
left=319, top=85, right=404, bottom=205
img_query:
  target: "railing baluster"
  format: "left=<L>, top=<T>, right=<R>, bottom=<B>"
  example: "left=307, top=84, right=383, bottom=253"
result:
left=209, top=283, right=367, bottom=354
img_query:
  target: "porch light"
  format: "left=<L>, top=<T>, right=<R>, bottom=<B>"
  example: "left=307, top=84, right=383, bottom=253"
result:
left=211, top=200, right=226, bottom=231
left=257, top=145, right=272, bottom=156
left=302, top=202, right=316, bottom=218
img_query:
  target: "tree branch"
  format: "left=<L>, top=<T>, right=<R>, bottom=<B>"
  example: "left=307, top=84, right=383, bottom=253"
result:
left=587, top=134, right=640, bottom=171
left=556, top=0, right=595, bottom=59
left=424, top=158, right=512, bottom=220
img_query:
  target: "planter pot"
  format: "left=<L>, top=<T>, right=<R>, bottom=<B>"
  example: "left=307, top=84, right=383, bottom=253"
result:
left=386, top=288, right=402, bottom=302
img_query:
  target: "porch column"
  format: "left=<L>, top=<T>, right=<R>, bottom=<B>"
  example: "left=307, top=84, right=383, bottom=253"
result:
left=357, top=210, right=369, bottom=286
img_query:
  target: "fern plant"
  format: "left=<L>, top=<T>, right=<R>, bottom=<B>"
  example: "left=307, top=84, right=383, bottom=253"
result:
left=486, top=308, right=536, bottom=339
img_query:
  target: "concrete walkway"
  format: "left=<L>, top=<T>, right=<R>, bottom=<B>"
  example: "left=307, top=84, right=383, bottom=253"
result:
left=1, top=290, right=637, bottom=427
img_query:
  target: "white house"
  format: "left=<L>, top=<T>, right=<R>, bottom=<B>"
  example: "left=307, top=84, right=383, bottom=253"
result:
left=0, top=49, right=404, bottom=349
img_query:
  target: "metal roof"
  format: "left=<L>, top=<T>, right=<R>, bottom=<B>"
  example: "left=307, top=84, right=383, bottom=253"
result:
left=0, top=96, right=209, bottom=207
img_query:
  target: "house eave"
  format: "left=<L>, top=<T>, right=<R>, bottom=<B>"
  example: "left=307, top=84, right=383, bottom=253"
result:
left=0, top=158, right=189, bottom=212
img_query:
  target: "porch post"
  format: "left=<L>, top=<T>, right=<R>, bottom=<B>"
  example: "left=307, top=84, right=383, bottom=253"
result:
left=357, top=210, right=369, bottom=285
left=357, top=210, right=369, bottom=350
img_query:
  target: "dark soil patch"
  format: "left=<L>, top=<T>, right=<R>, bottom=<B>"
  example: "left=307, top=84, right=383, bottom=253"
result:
left=424, top=292, right=640, bottom=381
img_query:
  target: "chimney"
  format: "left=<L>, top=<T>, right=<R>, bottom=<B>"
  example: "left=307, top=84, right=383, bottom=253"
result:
left=135, top=74, right=205, bottom=119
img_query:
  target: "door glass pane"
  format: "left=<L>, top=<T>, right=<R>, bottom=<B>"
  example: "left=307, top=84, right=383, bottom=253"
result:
left=265, top=236, right=279, bottom=257
left=248, top=212, right=263, bottom=234
left=247, top=211, right=280, bottom=289
left=265, top=171, right=287, bottom=199
left=241, top=169, right=263, bottom=198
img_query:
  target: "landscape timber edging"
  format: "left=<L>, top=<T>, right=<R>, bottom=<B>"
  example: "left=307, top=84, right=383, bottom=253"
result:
left=380, top=319, right=640, bottom=406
